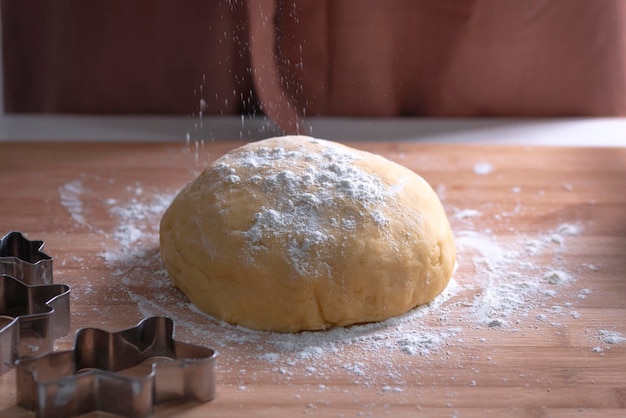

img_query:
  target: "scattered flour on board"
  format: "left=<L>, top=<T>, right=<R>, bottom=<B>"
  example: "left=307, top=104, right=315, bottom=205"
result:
left=56, top=172, right=618, bottom=386
left=58, top=179, right=87, bottom=227
left=452, top=209, right=481, bottom=220
left=598, top=330, right=626, bottom=344
left=473, top=162, right=494, bottom=175
left=592, top=330, right=626, bottom=353
left=454, top=223, right=583, bottom=327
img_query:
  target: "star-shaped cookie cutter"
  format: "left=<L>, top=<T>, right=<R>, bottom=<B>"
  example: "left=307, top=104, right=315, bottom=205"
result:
left=0, top=231, right=53, bottom=285
left=0, top=231, right=70, bottom=374
left=16, top=316, right=218, bottom=418
left=0, top=275, right=70, bottom=374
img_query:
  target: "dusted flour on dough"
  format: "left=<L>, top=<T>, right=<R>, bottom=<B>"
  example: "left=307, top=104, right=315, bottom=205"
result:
left=233, top=145, right=393, bottom=277
left=160, top=136, right=456, bottom=332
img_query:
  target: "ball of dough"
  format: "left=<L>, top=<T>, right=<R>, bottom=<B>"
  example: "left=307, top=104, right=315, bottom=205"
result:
left=160, top=136, right=456, bottom=332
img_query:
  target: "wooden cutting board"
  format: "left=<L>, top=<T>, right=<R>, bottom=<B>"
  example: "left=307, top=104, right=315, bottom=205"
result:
left=0, top=141, right=625, bottom=417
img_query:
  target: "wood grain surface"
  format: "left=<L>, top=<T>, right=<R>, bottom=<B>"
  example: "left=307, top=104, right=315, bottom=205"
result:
left=0, top=141, right=625, bottom=417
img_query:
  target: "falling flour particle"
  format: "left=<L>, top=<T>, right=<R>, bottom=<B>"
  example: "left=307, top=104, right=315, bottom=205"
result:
left=473, top=162, right=494, bottom=175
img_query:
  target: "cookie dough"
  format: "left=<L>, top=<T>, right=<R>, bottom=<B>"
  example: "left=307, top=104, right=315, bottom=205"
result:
left=160, top=136, right=456, bottom=332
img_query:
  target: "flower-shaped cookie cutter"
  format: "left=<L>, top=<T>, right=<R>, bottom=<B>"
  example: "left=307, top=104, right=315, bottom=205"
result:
left=16, top=316, right=218, bottom=418
left=0, top=231, right=70, bottom=374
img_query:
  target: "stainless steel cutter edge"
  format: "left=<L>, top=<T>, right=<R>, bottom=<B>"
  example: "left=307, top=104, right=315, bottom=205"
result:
left=0, top=231, right=53, bottom=285
left=0, top=274, right=71, bottom=374
left=0, top=231, right=70, bottom=374
left=15, top=316, right=218, bottom=418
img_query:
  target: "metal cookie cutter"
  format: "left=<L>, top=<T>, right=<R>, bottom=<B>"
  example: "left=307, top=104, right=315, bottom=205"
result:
left=16, top=316, right=218, bottom=418
left=0, top=232, right=70, bottom=374
left=0, top=275, right=70, bottom=374
left=0, top=231, right=53, bottom=285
